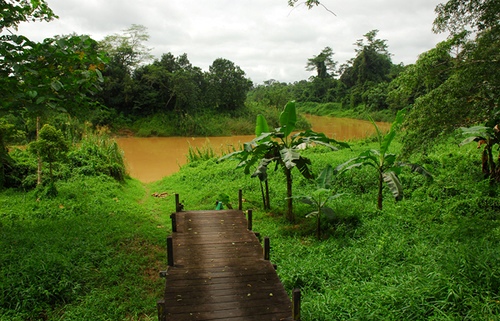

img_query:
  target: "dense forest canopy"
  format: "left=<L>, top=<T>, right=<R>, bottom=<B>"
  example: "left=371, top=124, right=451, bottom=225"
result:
left=0, top=0, right=499, bottom=184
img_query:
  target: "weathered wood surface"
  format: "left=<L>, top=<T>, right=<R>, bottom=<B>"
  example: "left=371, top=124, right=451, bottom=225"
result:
left=160, top=210, right=293, bottom=321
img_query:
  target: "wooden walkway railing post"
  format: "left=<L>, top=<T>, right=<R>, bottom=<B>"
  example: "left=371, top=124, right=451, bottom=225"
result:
left=175, top=194, right=182, bottom=212
left=247, top=209, right=253, bottom=231
left=264, top=236, right=270, bottom=261
left=292, top=288, right=301, bottom=320
left=167, top=235, right=173, bottom=266
left=238, top=189, right=243, bottom=210
left=170, top=213, right=177, bottom=232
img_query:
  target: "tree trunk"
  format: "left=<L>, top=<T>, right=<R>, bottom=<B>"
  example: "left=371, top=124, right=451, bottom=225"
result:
left=265, top=179, right=270, bottom=210
left=285, top=167, right=294, bottom=222
left=36, top=116, right=42, bottom=185
left=486, top=145, right=498, bottom=183
left=377, top=171, right=383, bottom=210
left=259, top=180, right=268, bottom=210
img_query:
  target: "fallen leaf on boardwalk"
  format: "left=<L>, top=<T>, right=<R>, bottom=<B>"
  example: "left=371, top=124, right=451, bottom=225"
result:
left=247, top=284, right=252, bottom=287
left=247, top=293, right=251, bottom=297
left=269, top=293, right=273, bottom=296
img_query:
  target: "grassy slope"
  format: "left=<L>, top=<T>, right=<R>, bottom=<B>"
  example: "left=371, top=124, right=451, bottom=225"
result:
left=2, top=137, right=500, bottom=320
left=0, top=176, right=171, bottom=321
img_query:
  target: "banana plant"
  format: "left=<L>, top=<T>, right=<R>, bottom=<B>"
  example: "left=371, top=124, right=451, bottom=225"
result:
left=458, top=120, right=500, bottom=181
left=219, top=101, right=349, bottom=222
left=298, top=164, right=343, bottom=240
left=335, top=109, right=432, bottom=210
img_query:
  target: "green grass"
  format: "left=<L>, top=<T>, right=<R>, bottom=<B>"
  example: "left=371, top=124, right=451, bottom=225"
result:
left=0, top=176, right=170, bottom=320
left=1, top=135, right=500, bottom=320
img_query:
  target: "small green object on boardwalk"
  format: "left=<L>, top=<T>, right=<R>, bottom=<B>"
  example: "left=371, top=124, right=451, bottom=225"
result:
left=158, top=210, right=297, bottom=320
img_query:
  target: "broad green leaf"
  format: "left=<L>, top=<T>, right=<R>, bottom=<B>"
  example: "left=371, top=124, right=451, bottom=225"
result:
left=327, top=193, right=344, bottom=203
left=299, top=197, right=315, bottom=206
left=50, top=80, right=63, bottom=91
left=397, top=162, right=433, bottom=180
left=217, top=150, right=244, bottom=163
left=305, top=210, right=320, bottom=218
left=317, top=164, right=334, bottom=189
left=380, top=109, right=405, bottom=155
left=279, top=101, right=297, bottom=137
left=369, top=116, right=384, bottom=146
left=35, top=96, right=46, bottom=104
left=251, top=158, right=273, bottom=181
left=255, top=114, right=270, bottom=137
left=321, top=206, right=335, bottom=220
left=384, top=154, right=397, bottom=167
left=383, top=171, right=403, bottom=201
left=280, top=147, right=300, bottom=169
left=95, top=69, right=104, bottom=82
left=294, top=156, right=314, bottom=179
left=459, top=126, right=491, bottom=136
left=252, top=132, right=274, bottom=145
left=459, top=136, right=484, bottom=147
left=26, top=90, right=38, bottom=99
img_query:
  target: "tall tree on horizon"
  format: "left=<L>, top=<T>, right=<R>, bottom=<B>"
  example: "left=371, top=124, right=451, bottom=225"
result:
left=306, top=46, right=337, bottom=79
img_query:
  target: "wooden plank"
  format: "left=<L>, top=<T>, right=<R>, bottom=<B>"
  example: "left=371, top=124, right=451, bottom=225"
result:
left=160, top=210, right=292, bottom=320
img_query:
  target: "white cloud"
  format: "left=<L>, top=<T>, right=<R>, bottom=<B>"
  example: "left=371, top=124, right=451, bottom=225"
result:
left=14, top=0, right=448, bottom=84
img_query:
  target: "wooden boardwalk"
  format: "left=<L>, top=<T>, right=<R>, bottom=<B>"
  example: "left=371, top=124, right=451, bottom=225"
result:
left=157, top=210, right=296, bottom=321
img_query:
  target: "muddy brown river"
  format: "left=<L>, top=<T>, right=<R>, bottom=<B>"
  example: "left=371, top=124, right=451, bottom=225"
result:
left=115, top=115, right=390, bottom=183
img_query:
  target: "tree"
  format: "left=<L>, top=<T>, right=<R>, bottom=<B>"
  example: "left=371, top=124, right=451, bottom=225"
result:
left=1, top=2, right=106, bottom=186
left=339, top=30, right=394, bottom=108
left=131, top=53, right=205, bottom=115
left=0, top=0, right=56, bottom=32
left=220, top=101, right=349, bottom=222
left=433, top=0, right=500, bottom=35
left=28, top=124, right=68, bottom=193
left=336, top=110, right=432, bottom=210
left=287, top=0, right=336, bottom=15
left=99, top=24, right=153, bottom=70
left=288, top=0, right=320, bottom=8
left=306, top=46, right=337, bottom=79
left=340, top=30, right=392, bottom=88
left=401, top=0, right=500, bottom=155
left=1, top=34, right=106, bottom=136
left=98, top=25, right=153, bottom=114
left=206, top=58, right=252, bottom=112
left=0, top=120, right=15, bottom=188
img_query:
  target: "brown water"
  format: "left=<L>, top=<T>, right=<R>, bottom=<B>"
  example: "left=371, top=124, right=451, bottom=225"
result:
left=115, top=116, right=390, bottom=183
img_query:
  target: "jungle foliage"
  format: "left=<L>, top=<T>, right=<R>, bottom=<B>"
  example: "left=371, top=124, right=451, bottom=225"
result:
left=1, top=1, right=500, bottom=320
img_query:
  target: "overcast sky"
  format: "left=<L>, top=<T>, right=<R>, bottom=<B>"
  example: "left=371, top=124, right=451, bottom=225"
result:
left=15, top=0, right=449, bottom=84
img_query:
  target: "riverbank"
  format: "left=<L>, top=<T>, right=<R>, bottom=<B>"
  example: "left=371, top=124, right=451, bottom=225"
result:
left=296, top=101, right=395, bottom=123
left=1, top=136, right=499, bottom=320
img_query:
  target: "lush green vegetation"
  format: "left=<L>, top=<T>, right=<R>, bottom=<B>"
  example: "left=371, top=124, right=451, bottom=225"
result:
left=0, top=175, right=168, bottom=321
left=3, top=132, right=499, bottom=320
left=148, top=136, right=500, bottom=320
left=1, top=0, right=499, bottom=320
